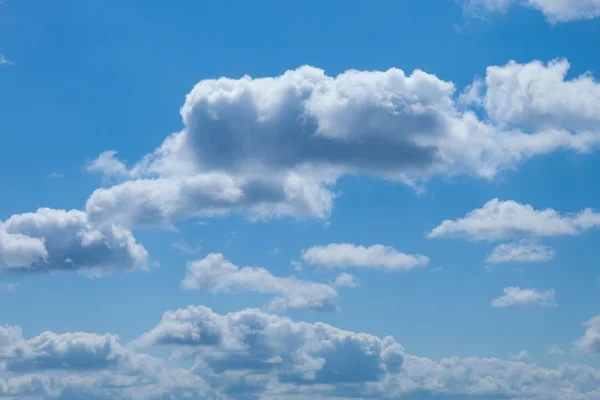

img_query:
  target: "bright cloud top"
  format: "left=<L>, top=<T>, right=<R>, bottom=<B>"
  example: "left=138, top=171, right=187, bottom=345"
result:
left=301, top=243, right=429, bottom=271
left=85, top=60, right=600, bottom=227
left=491, top=287, right=557, bottom=308
left=429, top=198, right=600, bottom=241
left=0, top=208, right=148, bottom=277
left=464, top=0, right=600, bottom=22
left=485, top=240, right=555, bottom=264
left=181, top=253, right=341, bottom=311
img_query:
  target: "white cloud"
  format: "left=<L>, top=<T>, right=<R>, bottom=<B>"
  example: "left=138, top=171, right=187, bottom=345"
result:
left=135, top=304, right=405, bottom=384
left=85, top=61, right=600, bottom=227
left=0, top=326, right=132, bottom=373
left=0, top=53, right=14, bottom=66
left=548, top=344, right=565, bottom=355
left=131, top=304, right=600, bottom=400
left=573, top=315, right=600, bottom=354
left=0, top=208, right=148, bottom=277
left=301, top=243, right=429, bottom=271
left=485, top=240, right=555, bottom=264
left=0, top=325, right=217, bottom=400
left=171, top=239, right=201, bottom=255
left=464, top=0, right=600, bottom=22
left=47, top=172, right=63, bottom=179
left=290, top=260, right=304, bottom=272
left=429, top=198, right=600, bottom=241
left=3, top=308, right=600, bottom=399
left=491, top=287, right=557, bottom=308
left=181, top=253, right=340, bottom=311
left=483, top=59, right=600, bottom=131
left=334, top=273, right=359, bottom=288
left=509, top=350, right=529, bottom=361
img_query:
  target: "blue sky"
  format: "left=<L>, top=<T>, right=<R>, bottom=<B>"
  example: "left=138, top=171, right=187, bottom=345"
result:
left=1, top=0, right=600, bottom=399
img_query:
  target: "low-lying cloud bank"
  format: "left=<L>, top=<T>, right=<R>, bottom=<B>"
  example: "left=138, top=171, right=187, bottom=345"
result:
left=1, top=305, right=599, bottom=399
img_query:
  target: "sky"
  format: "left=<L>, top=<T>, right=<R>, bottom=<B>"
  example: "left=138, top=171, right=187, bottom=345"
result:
left=1, top=0, right=600, bottom=399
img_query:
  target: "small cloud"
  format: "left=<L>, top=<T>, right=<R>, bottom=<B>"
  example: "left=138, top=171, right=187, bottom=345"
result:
left=548, top=345, right=565, bottom=355
left=508, top=350, right=528, bottom=362
left=290, top=260, right=303, bottom=272
left=491, top=287, right=557, bottom=308
left=484, top=265, right=494, bottom=272
left=172, top=239, right=201, bottom=255
left=196, top=221, right=208, bottom=226
left=0, top=53, right=15, bottom=66
left=334, top=273, right=359, bottom=288
left=225, top=232, right=236, bottom=248
left=48, top=172, right=64, bottom=179
left=267, top=248, right=280, bottom=255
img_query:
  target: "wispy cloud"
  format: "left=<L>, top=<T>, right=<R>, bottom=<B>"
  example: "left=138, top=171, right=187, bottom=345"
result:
left=47, top=172, right=64, bottom=179
left=0, top=53, right=15, bottom=66
left=171, top=239, right=201, bottom=255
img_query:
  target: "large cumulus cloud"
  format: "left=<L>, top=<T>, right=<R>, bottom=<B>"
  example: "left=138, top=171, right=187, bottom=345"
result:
left=3, top=307, right=600, bottom=399
left=0, top=208, right=148, bottom=277
left=85, top=60, right=600, bottom=227
left=131, top=304, right=600, bottom=400
left=134, top=305, right=405, bottom=385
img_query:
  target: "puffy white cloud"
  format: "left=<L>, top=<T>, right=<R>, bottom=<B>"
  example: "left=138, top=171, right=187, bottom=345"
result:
left=485, top=240, right=555, bottom=264
left=481, top=59, right=600, bottom=131
left=0, top=325, right=218, bottom=400
left=429, top=198, right=600, bottom=241
left=491, top=287, right=557, bottom=307
left=573, top=315, right=600, bottom=354
left=0, top=326, right=131, bottom=373
left=333, top=273, right=359, bottom=288
left=0, top=208, right=148, bottom=277
left=135, top=305, right=405, bottom=385
left=464, top=0, right=600, bottom=22
left=130, top=304, right=600, bottom=400
left=181, top=253, right=340, bottom=311
left=3, top=308, right=600, bottom=399
left=301, top=243, right=429, bottom=271
left=85, top=61, right=600, bottom=227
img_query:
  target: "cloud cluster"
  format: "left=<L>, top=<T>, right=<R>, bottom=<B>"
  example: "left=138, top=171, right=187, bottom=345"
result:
left=0, top=208, right=148, bottom=277
left=85, top=60, right=600, bottom=227
left=301, top=243, right=429, bottom=271
left=464, top=0, right=600, bottom=22
left=2, top=305, right=600, bottom=399
left=136, top=305, right=405, bottom=386
left=0, top=324, right=217, bottom=400
left=491, top=287, right=557, bottom=307
left=181, top=253, right=341, bottom=311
